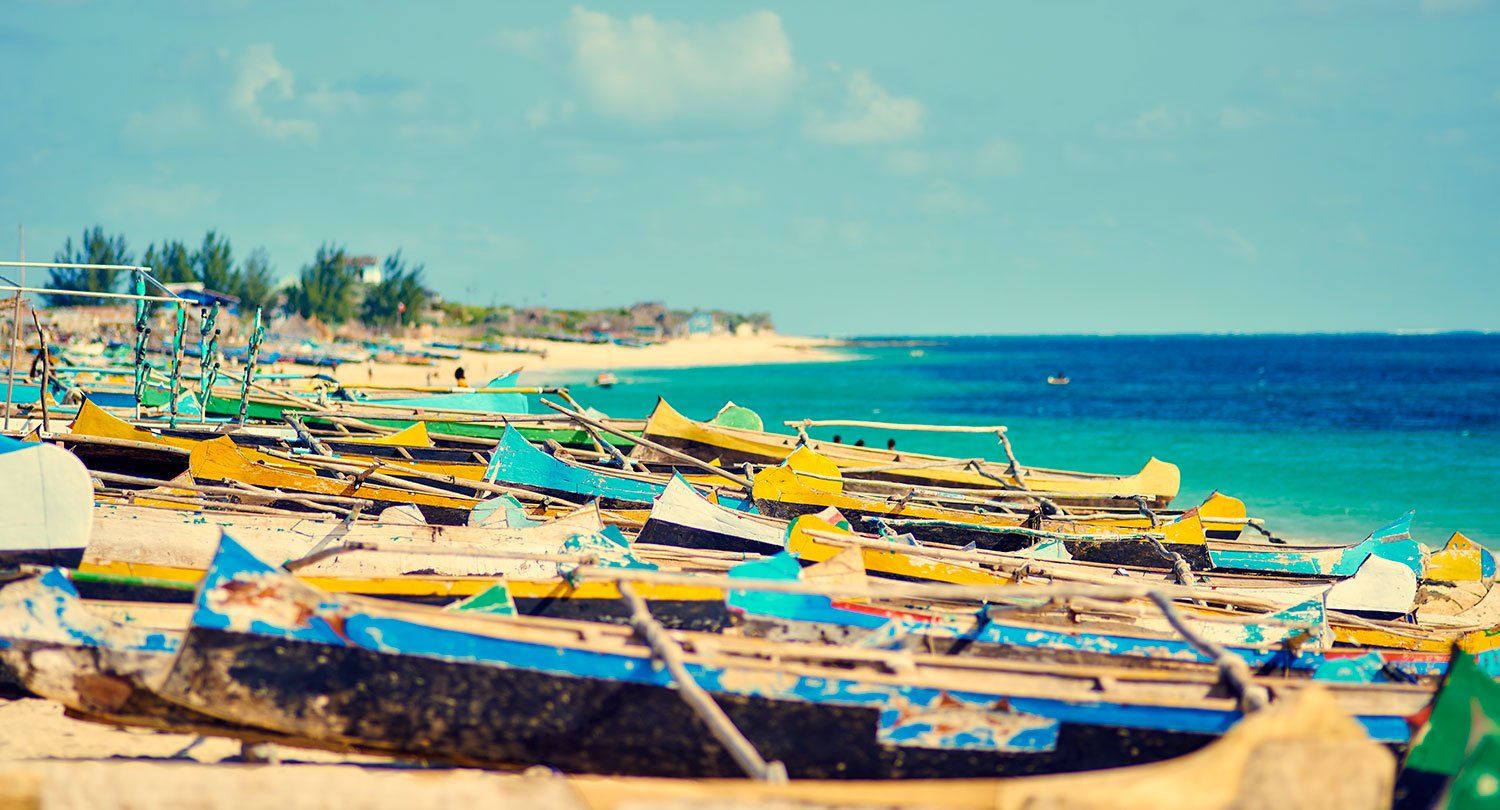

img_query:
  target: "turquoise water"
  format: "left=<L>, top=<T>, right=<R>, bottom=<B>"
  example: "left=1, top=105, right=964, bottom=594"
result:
left=545, top=334, right=1500, bottom=547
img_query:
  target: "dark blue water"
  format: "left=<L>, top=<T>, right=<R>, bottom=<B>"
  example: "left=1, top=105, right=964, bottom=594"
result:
left=552, top=334, right=1500, bottom=546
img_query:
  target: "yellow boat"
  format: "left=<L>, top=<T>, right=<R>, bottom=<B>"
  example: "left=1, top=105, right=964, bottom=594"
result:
left=634, top=399, right=1181, bottom=508
left=749, top=446, right=1242, bottom=570
left=187, top=436, right=480, bottom=520
left=67, top=399, right=499, bottom=482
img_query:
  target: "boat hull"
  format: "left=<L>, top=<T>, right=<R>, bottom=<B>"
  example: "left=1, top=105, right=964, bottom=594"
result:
left=160, top=626, right=1218, bottom=779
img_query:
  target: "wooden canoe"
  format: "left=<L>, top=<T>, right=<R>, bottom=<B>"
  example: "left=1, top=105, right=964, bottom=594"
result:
left=634, top=399, right=1182, bottom=508
left=749, top=448, right=1237, bottom=569
left=187, top=436, right=480, bottom=523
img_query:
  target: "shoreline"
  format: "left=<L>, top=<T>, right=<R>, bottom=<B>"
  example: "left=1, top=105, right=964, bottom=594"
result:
left=314, top=333, right=857, bottom=389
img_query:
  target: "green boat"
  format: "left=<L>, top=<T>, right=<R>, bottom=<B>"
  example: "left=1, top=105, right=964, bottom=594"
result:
left=1397, top=650, right=1500, bottom=809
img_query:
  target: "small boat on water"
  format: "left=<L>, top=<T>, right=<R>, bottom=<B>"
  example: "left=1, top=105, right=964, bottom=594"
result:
left=595, top=371, right=619, bottom=388
left=1047, top=373, right=1070, bottom=386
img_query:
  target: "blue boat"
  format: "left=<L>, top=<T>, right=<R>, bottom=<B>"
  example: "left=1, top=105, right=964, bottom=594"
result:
left=147, top=532, right=1429, bottom=778
left=724, top=553, right=1450, bottom=682
left=484, top=425, right=751, bottom=511
left=1206, top=512, right=1439, bottom=578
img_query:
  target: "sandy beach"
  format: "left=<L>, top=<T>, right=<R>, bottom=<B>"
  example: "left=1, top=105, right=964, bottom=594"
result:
left=311, top=333, right=855, bottom=389
left=0, top=698, right=866, bottom=809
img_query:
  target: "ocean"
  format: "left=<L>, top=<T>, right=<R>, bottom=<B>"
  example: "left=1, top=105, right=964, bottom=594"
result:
left=548, top=333, right=1500, bottom=547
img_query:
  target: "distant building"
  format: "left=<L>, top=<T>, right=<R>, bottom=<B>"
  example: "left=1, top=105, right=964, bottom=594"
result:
left=349, top=255, right=383, bottom=285
left=684, top=311, right=717, bottom=337
left=625, top=302, right=664, bottom=339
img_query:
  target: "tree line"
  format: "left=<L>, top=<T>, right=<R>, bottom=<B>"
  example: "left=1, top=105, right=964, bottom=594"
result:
left=45, top=226, right=431, bottom=327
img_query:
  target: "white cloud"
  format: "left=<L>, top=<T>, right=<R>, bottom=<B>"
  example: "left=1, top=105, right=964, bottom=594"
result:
left=974, top=138, right=1022, bottom=175
left=230, top=43, right=316, bottom=141
left=1098, top=106, right=1188, bottom=139
left=1195, top=220, right=1258, bottom=260
left=806, top=68, right=924, bottom=145
left=123, top=102, right=205, bottom=145
left=916, top=181, right=985, bottom=215
left=564, top=8, right=796, bottom=126
left=525, top=99, right=577, bottom=129
left=1219, top=106, right=1269, bottom=130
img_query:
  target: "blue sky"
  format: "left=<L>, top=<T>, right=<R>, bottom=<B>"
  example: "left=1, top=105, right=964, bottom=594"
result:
left=1, top=1, right=1496, bottom=335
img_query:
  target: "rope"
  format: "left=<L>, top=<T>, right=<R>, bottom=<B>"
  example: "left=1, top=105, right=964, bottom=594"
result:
left=1146, top=592, right=1271, bottom=714
left=869, top=517, right=1166, bottom=543
left=1130, top=497, right=1197, bottom=585
left=1243, top=521, right=1286, bottom=545
left=618, top=581, right=788, bottom=783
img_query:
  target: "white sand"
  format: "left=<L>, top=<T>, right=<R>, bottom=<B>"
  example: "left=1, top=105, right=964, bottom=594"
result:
left=0, top=698, right=844, bottom=809
left=308, top=333, right=854, bottom=390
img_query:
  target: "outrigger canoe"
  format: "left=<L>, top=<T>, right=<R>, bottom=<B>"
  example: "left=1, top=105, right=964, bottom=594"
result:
left=144, top=533, right=1429, bottom=778
left=749, top=447, right=1241, bottom=569
left=0, top=568, right=1398, bottom=808
left=633, top=400, right=1181, bottom=508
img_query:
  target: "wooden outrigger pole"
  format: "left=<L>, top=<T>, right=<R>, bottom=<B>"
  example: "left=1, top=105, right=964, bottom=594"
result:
left=198, top=302, right=221, bottom=424
left=237, top=307, right=265, bottom=425
left=0, top=259, right=175, bottom=425
left=2, top=228, right=23, bottom=431
left=167, top=304, right=188, bottom=428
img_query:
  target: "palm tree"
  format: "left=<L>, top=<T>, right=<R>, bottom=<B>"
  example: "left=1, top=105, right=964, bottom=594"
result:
left=360, top=251, right=431, bottom=329
left=46, top=226, right=133, bottom=306
left=287, top=244, right=357, bottom=323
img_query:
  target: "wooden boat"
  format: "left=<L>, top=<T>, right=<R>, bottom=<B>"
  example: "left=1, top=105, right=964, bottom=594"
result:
left=567, top=686, right=1395, bottom=808
left=62, top=399, right=494, bottom=483
left=750, top=448, right=1239, bottom=569
left=1206, top=511, right=1437, bottom=579
left=186, top=436, right=480, bottom=524
left=0, top=434, right=94, bottom=568
left=636, top=474, right=786, bottom=554
left=77, top=491, right=1438, bottom=669
left=0, top=569, right=186, bottom=724
left=74, top=500, right=735, bottom=627
left=633, top=399, right=1181, bottom=508
left=0, top=569, right=1398, bottom=807
left=485, top=425, right=749, bottom=510
left=724, top=549, right=1450, bottom=682
left=146, top=532, right=1431, bottom=779
left=639, top=480, right=1439, bottom=624
left=81, top=500, right=607, bottom=579
left=1424, top=532, right=1495, bottom=582
left=1395, top=649, right=1500, bottom=809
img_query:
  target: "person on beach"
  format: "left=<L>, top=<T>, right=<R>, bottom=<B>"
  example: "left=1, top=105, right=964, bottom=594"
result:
left=832, top=434, right=842, bottom=444
left=455, top=367, right=469, bottom=388
left=887, top=438, right=897, bottom=450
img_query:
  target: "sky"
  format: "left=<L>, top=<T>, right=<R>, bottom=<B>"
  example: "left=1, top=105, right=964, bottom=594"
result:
left=0, top=1, right=1497, bottom=335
